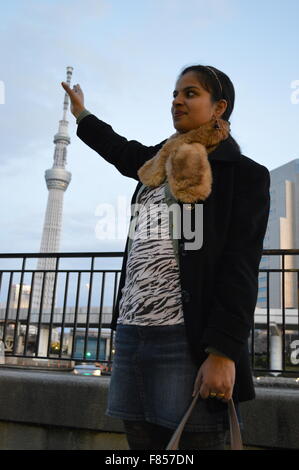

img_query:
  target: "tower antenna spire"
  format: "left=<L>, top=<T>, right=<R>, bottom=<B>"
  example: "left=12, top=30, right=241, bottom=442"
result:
left=32, top=67, right=73, bottom=336
left=62, top=66, right=73, bottom=121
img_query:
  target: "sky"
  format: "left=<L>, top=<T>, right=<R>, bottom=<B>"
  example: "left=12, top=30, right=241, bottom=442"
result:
left=0, top=0, right=299, bottom=259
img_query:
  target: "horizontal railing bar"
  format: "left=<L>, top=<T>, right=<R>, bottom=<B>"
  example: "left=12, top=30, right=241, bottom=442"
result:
left=253, top=369, right=299, bottom=374
left=0, top=252, right=124, bottom=258
left=1, top=269, right=298, bottom=275
left=1, top=355, right=111, bottom=363
left=0, top=269, right=122, bottom=274
left=259, top=269, right=299, bottom=272
left=262, top=249, right=299, bottom=255
left=0, top=248, right=298, bottom=259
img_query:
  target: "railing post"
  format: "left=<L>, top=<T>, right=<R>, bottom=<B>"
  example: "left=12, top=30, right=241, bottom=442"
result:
left=37, top=326, right=50, bottom=358
left=269, top=323, right=282, bottom=376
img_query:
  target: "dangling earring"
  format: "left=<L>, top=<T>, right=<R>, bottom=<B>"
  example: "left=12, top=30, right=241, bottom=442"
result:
left=213, top=115, right=220, bottom=129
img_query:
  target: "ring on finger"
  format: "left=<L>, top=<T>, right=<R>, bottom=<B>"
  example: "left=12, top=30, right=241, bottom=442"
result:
left=209, top=392, right=217, bottom=398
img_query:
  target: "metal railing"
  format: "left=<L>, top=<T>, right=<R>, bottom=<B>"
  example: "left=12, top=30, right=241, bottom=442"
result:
left=0, top=249, right=299, bottom=376
left=0, top=252, right=123, bottom=371
left=251, top=249, right=299, bottom=376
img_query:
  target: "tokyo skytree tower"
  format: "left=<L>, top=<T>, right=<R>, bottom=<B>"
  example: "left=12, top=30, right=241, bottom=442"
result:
left=32, top=66, right=73, bottom=313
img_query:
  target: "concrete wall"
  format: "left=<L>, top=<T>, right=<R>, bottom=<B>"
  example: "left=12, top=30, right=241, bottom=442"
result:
left=0, top=368, right=298, bottom=450
left=240, top=377, right=299, bottom=450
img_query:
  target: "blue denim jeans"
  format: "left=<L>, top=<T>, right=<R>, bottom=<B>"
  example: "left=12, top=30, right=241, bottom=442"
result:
left=105, top=324, right=237, bottom=436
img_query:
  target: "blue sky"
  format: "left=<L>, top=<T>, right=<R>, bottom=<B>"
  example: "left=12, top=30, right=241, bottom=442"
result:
left=0, top=0, right=298, bottom=256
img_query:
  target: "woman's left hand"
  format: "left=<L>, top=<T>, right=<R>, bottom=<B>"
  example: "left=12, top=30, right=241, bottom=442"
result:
left=192, top=353, right=236, bottom=402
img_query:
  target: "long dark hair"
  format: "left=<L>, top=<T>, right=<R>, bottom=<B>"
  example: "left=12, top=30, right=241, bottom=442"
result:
left=178, top=65, right=235, bottom=122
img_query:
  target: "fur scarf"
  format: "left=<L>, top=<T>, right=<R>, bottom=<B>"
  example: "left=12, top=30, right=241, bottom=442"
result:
left=137, top=117, right=230, bottom=203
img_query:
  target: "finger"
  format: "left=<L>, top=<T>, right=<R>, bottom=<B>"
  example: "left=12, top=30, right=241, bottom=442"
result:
left=61, top=81, right=73, bottom=95
left=217, top=390, right=232, bottom=403
left=73, top=85, right=83, bottom=96
left=224, top=392, right=233, bottom=403
left=199, top=382, right=210, bottom=400
left=215, top=393, right=226, bottom=401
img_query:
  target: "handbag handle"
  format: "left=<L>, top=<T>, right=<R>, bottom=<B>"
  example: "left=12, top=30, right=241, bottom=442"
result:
left=165, top=390, right=243, bottom=450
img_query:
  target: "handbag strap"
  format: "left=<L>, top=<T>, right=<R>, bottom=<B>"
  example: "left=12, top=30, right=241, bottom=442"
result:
left=165, top=390, right=243, bottom=450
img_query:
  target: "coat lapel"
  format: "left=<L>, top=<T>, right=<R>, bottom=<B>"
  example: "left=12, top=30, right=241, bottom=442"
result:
left=208, top=135, right=241, bottom=162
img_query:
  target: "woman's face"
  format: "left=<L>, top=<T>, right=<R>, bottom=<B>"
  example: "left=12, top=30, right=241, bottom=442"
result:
left=171, top=71, right=227, bottom=133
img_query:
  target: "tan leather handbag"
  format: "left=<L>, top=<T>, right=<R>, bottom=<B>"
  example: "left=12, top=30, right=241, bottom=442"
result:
left=166, top=390, right=243, bottom=450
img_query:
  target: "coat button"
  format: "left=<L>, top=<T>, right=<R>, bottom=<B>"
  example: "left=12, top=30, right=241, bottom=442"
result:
left=181, top=289, right=190, bottom=303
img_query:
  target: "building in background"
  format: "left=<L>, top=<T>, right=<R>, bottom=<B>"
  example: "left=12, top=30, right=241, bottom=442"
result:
left=257, top=159, right=299, bottom=309
left=9, top=284, right=31, bottom=309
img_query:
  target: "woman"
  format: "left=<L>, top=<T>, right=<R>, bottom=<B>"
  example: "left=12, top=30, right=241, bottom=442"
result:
left=61, top=65, right=270, bottom=450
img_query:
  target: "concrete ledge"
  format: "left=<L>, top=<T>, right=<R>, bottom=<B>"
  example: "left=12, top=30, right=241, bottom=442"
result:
left=240, top=377, right=299, bottom=450
left=0, top=421, right=129, bottom=450
left=0, top=368, right=121, bottom=432
left=0, top=368, right=299, bottom=450
left=0, top=367, right=130, bottom=450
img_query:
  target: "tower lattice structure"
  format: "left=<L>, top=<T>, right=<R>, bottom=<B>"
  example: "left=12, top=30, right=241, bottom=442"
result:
left=32, top=66, right=73, bottom=313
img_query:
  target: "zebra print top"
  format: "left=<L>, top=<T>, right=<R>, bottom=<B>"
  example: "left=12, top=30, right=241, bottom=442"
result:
left=117, top=182, right=184, bottom=326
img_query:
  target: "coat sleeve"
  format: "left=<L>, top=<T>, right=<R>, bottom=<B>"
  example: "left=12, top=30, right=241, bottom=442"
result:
left=76, top=114, right=166, bottom=181
left=200, top=161, right=271, bottom=363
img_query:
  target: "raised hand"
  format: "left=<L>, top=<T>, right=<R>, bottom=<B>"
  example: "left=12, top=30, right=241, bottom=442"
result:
left=61, top=82, right=85, bottom=118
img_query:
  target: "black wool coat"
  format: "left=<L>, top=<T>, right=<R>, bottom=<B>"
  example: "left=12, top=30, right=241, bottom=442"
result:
left=77, top=114, right=271, bottom=405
